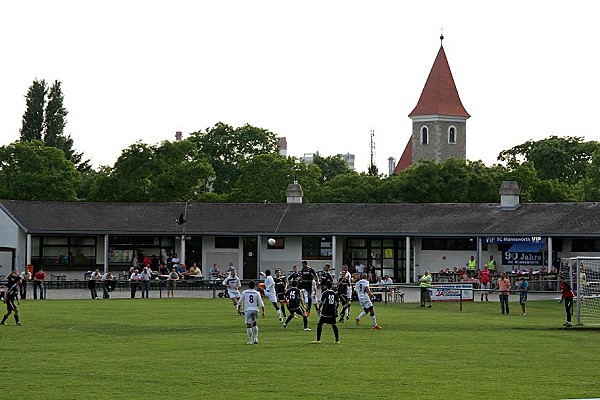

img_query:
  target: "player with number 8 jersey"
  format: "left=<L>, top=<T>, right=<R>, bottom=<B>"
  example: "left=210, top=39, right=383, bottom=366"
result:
left=237, top=281, right=265, bottom=344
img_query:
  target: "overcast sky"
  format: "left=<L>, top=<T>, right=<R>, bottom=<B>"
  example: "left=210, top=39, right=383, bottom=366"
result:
left=1, top=1, right=598, bottom=173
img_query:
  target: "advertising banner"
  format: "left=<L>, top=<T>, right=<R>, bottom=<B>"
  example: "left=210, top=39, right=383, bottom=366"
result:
left=430, top=284, right=475, bottom=302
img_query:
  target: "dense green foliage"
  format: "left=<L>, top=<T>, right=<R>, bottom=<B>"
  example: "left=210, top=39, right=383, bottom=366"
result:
left=6, top=87, right=600, bottom=204
left=4, top=298, right=598, bottom=399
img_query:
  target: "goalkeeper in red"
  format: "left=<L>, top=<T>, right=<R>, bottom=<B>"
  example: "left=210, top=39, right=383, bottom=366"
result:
left=312, top=280, right=340, bottom=344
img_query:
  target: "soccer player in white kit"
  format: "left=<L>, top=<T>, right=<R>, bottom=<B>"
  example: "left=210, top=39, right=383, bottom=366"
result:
left=237, top=281, right=265, bottom=344
left=354, top=273, right=382, bottom=330
left=222, top=268, right=241, bottom=311
left=263, top=269, right=284, bottom=322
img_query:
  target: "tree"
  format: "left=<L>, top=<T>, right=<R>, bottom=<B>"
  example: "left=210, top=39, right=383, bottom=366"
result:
left=188, top=122, right=280, bottom=194
left=20, top=79, right=47, bottom=142
left=0, top=141, right=81, bottom=201
left=497, top=136, right=600, bottom=185
left=312, top=154, right=351, bottom=184
left=312, top=173, right=382, bottom=203
left=230, top=154, right=321, bottom=203
left=89, top=140, right=213, bottom=202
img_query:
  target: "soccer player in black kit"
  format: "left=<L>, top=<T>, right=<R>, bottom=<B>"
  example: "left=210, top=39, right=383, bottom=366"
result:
left=274, top=269, right=288, bottom=318
left=282, top=280, right=310, bottom=331
left=2, top=276, right=22, bottom=326
left=312, top=280, right=340, bottom=344
left=299, top=260, right=320, bottom=315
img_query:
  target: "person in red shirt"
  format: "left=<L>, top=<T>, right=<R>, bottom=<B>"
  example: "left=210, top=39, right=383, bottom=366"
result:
left=559, top=275, right=575, bottom=327
left=478, top=265, right=492, bottom=301
left=33, top=267, right=46, bottom=300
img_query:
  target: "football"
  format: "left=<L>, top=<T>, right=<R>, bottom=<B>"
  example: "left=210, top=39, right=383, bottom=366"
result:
left=267, top=238, right=276, bottom=246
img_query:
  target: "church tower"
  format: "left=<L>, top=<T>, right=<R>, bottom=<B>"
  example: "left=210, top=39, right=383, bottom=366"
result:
left=394, top=36, right=470, bottom=174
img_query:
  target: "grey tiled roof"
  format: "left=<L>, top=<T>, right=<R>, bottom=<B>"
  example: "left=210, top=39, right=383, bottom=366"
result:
left=1, top=200, right=599, bottom=237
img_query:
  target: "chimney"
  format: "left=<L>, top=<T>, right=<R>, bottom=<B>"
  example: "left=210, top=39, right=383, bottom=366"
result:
left=499, top=181, right=520, bottom=210
left=175, top=131, right=182, bottom=141
left=286, top=181, right=303, bottom=204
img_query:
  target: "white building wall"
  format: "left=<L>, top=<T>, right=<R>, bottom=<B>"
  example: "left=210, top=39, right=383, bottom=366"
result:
left=0, top=210, right=26, bottom=272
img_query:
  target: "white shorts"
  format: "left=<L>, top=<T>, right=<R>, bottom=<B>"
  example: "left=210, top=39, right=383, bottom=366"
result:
left=359, top=297, right=373, bottom=309
left=301, top=289, right=308, bottom=303
left=265, top=290, right=277, bottom=303
left=244, top=310, right=259, bottom=325
left=228, top=289, right=241, bottom=299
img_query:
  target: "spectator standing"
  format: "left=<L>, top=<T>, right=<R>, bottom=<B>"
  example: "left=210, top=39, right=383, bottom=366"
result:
left=517, top=276, right=529, bottom=315
left=33, top=267, right=46, bottom=300
left=139, top=266, right=152, bottom=298
left=382, top=274, right=394, bottom=303
left=150, top=255, right=159, bottom=272
left=466, top=256, right=477, bottom=278
left=101, top=271, right=115, bottom=299
left=487, top=255, right=497, bottom=275
left=129, top=269, right=141, bottom=298
left=559, top=275, right=574, bottom=327
left=366, top=264, right=376, bottom=282
left=88, top=269, right=102, bottom=299
left=419, top=270, right=433, bottom=307
left=237, top=281, right=265, bottom=345
left=496, top=272, right=511, bottom=315
left=478, top=265, right=492, bottom=301
left=355, top=262, right=365, bottom=275
left=167, top=268, right=179, bottom=298
left=20, top=267, right=32, bottom=300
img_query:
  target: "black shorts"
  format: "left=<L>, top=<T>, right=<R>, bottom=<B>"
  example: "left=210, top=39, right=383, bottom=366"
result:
left=276, top=292, right=286, bottom=302
left=318, top=315, right=337, bottom=325
left=6, top=300, right=17, bottom=312
left=339, top=294, right=350, bottom=305
left=298, top=281, right=312, bottom=292
left=288, top=306, right=305, bottom=316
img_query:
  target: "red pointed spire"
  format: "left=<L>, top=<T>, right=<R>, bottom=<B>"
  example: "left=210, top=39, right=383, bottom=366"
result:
left=408, top=44, right=470, bottom=118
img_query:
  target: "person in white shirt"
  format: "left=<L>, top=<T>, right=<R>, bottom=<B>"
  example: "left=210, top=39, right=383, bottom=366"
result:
left=139, top=266, right=152, bottom=298
left=355, top=262, right=365, bottom=275
left=222, top=268, right=241, bottom=310
left=237, top=281, right=265, bottom=345
left=130, top=269, right=141, bottom=298
left=354, top=273, right=382, bottom=330
left=382, top=274, right=394, bottom=302
left=263, top=270, right=283, bottom=322
left=20, top=268, right=32, bottom=300
left=88, top=269, right=102, bottom=299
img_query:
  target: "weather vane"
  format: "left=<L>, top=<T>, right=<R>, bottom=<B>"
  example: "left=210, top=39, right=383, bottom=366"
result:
left=440, top=28, right=444, bottom=44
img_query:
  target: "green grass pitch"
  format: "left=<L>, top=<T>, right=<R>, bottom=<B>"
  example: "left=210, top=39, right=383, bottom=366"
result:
left=2, top=298, right=598, bottom=399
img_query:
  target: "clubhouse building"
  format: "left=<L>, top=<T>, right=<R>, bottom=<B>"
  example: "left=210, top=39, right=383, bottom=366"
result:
left=1, top=181, right=600, bottom=282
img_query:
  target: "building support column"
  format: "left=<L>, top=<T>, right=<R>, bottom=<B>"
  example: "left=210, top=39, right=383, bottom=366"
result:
left=257, top=235, right=262, bottom=277
left=103, top=234, right=109, bottom=274
left=26, top=234, right=32, bottom=265
left=332, top=236, right=337, bottom=271
left=405, top=236, right=411, bottom=283
left=547, top=236, right=553, bottom=271
left=180, top=235, right=186, bottom=265
left=477, top=237, right=482, bottom=269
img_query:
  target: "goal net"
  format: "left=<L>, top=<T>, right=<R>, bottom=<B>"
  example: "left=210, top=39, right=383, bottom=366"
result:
left=566, top=257, right=600, bottom=325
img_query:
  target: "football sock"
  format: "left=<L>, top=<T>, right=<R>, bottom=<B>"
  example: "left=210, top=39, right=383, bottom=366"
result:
left=316, top=322, right=323, bottom=341
left=370, top=315, right=377, bottom=326
left=252, top=326, right=258, bottom=342
left=14, top=315, right=19, bottom=324
left=357, top=311, right=366, bottom=320
left=302, top=316, right=308, bottom=329
left=276, top=308, right=282, bottom=319
left=246, top=328, right=253, bottom=341
left=285, top=315, right=294, bottom=325
left=333, top=324, right=339, bottom=341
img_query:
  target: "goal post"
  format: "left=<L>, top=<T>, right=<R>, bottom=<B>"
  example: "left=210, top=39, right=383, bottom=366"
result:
left=566, top=257, right=600, bottom=326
